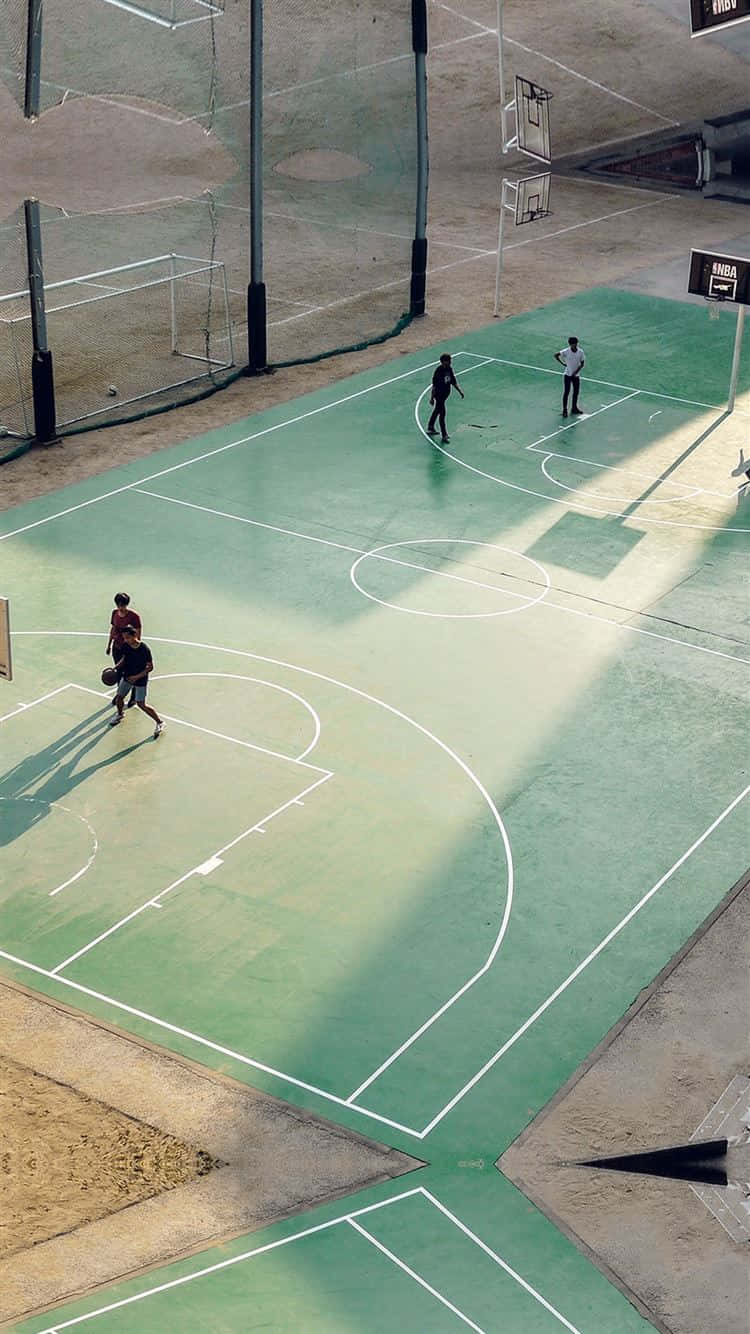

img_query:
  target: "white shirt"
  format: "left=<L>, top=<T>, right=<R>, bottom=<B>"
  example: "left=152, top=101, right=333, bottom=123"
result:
left=558, top=346, right=585, bottom=376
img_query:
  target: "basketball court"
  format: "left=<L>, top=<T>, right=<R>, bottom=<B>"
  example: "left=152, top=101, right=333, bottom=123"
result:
left=1, top=282, right=749, bottom=1331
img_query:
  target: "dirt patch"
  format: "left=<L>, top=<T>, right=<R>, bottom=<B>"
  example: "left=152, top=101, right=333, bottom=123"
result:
left=0, top=978, right=422, bottom=1328
left=0, top=1054, right=217, bottom=1259
left=273, top=149, right=372, bottom=181
left=500, top=873, right=750, bottom=1334
left=0, top=86, right=238, bottom=221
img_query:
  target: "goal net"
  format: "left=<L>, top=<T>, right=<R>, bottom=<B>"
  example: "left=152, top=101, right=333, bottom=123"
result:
left=0, top=253, right=234, bottom=433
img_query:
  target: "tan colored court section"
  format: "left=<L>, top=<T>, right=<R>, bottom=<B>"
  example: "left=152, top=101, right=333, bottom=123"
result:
left=0, top=978, right=422, bottom=1328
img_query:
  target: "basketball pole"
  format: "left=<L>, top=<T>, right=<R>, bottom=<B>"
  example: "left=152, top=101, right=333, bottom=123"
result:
left=727, top=304, right=746, bottom=413
left=494, top=179, right=516, bottom=318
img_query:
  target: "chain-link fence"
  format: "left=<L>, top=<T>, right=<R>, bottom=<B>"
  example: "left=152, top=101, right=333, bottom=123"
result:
left=0, top=0, right=426, bottom=450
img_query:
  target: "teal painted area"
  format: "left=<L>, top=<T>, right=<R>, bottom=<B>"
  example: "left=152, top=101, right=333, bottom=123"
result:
left=3, top=288, right=749, bottom=1332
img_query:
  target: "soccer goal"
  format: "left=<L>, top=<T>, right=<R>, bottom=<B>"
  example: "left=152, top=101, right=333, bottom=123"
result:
left=0, top=252, right=235, bottom=433
left=98, top=0, right=224, bottom=30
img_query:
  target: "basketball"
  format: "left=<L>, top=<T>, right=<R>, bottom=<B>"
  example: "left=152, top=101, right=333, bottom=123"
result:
left=101, top=667, right=118, bottom=687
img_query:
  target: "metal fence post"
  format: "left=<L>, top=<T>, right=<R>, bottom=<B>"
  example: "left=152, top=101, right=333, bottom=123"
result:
left=410, top=0, right=429, bottom=317
left=25, top=0, right=43, bottom=118
left=24, top=198, right=58, bottom=443
left=246, top=0, right=268, bottom=372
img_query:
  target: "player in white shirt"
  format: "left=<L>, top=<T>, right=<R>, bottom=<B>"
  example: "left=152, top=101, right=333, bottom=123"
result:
left=554, top=336, right=585, bottom=417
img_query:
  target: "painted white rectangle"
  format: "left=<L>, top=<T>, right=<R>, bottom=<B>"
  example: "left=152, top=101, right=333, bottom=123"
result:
left=194, top=856, right=224, bottom=876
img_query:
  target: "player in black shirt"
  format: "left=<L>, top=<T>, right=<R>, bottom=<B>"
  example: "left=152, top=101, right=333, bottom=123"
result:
left=427, top=353, right=464, bottom=443
left=110, top=626, right=164, bottom=738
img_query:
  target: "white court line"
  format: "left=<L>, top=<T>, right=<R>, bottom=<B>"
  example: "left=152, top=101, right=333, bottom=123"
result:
left=530, top=447, right=736, bottom=501
left=418, top=372, right=750, bottom=534
left=474, top=353, right=726, bottom=412
left=0, top=944, right=419, bottom=1138
left=50, top=771, right=333, bottom=975
left=147, top=672, right=321, bottom=762
left=0, top=796, right=99, bottom=899
left=4, top=632, right=513, bottom=1139
left=349, top=1219, right=486, bottom=1333
left=0, top=682, right=71, bottom=723
left=8, top=636, right=749, bottom=1135
left=525, top=390, right=640, bottom=450
left=506, top=197, right=677, bottom=251
left=135, top=488, right=544, bottom=606
left=419, top=782, right=750, bottom=1137
left=431, top=0, right=677, bottom=124
left=0, top=358, right=444, bottom=545
left=539, top=454, right=701, bottom=506
left=503, top=34, right=678, bottom=125
left=72, top=682, right=327, bottom=774
left=421, top=1190, right=582, bottom=1333
left=28, top=1183, right=581, bottom=1334
left=185, top=29, right=491, bottom=121
left=29, top=1188, right=423, bottom=1332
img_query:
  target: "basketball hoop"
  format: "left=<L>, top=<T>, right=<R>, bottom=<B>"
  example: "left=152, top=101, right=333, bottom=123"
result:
left=705, top=295, right=724, bottom=321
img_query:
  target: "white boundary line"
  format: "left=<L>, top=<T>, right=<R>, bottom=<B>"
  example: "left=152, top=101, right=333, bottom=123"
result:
left=416, top=361, right=750, bottom=534
left=29, top=1184, right=581, bottom=1334
left=539, top=455, right=702, bottom=506
left=0, top=359, right=443, bottom=545
left=526, top=389, right=641, bottom=450
left=130, top=490, right=750, bottom=666
left=49, top=771, right=333, bottom=976
left=148, top=671, right=321, bottom=761
left=348, top=538, right=551, bottom=620
left=349, top=1219, right=486, bottom=1333
left=4, top=637, right=748, bottom=1136
left=0, top=795, right=99, bottom=899
left=530, top=447, right=736, bottom=502
left=421, top=1189, right=582, bottom=1333
left=419, top=782, right=750, bottom=1137
left=29, top=1188, right=422, bottom=1332
left=136, top=489, right=546, bottom=613
left=431, top=0, right=677, bottom=126
left=3, top=634, right=511, bottom=1137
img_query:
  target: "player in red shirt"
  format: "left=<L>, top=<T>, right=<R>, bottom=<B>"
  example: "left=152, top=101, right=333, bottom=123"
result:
left=106, top=593, right=142, bottom=708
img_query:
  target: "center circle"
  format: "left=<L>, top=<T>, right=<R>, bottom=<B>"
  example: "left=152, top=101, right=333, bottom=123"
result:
left=350, top=539, right=551, bottom=619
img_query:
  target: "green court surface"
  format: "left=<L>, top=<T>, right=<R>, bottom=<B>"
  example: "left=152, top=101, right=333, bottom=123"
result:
left=2, top=288, right=749, bottom=1333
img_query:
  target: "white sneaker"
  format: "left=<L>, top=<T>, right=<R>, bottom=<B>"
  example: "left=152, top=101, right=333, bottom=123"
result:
left=109, top=714, right=121, bottom=727
left=153, top=722, right=164, bottom=739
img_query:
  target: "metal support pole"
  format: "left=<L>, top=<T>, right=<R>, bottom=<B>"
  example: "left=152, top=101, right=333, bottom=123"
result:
left=24, top=198, right=57, bottom=443
left=727, top=303, right=746, bottom=413
left=410, top=0, right=429, bottom=317
left=24, top=0, right=43, bottom=119
left=497, top=0, right=507, bottom=152
left=493, top=180, right=514, bottom=318
left=246, top=0, right=268, bottom=372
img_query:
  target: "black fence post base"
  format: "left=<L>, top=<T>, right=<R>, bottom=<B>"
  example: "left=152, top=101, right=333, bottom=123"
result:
left=246, top=282, right=269, bottom=374
left=31, top=349, right=59, bottom=444
left=410, top=237, right=427, bottom=317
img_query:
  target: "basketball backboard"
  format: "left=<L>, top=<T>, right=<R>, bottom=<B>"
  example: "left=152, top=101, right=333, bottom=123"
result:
left=514, top=173, right=552, bottom=224
left=688, top=249, right=750, bottom=303
left=0, top=597, right=12, bottom=681
left=514, top=76, right=552, bottom=162
left=690, top=0, right=750, bottom=37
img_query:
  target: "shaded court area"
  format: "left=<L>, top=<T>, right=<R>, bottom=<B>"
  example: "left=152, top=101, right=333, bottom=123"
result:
left=1, top=287, right=748, bottom=1331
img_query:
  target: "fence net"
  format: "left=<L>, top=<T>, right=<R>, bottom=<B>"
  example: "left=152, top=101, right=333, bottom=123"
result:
left=0, top=0, right=420, bottom=440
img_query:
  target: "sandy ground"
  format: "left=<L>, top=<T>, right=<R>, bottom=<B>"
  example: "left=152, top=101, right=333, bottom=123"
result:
left=0, top=1054, right=217, bottom=1258
left=500, top=875, right=750, bottom=1334
left=0, top=980, right=420, bottom=1327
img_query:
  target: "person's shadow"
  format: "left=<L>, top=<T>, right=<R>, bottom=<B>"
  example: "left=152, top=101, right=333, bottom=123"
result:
left=0, top=707, right=151, bottom=848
